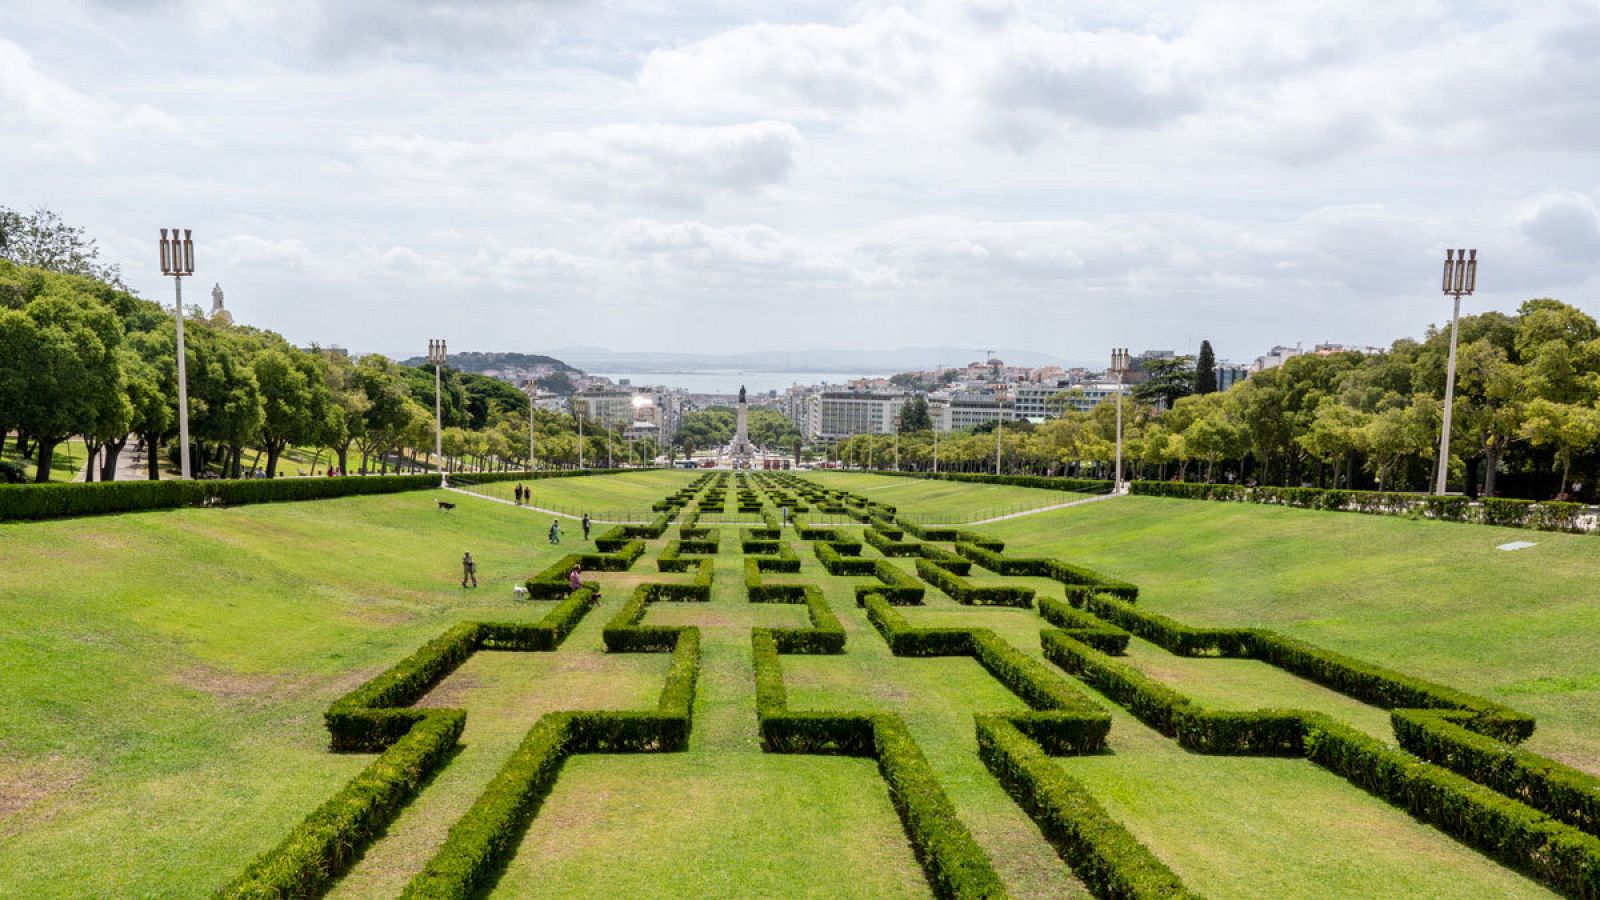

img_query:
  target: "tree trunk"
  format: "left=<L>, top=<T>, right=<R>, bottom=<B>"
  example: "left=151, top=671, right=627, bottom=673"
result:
left=249, top=447, right=263, bottom=476
left=1484, top=446, right=1500, bottom=497
left=83, top=443, right=100, bottom=482
left=336, top=443, right=350, bottom=476
left=34, top=438, right=56, bottom=482
left=265, top=441, right=284, bottom=478
left=145, top=434, right=162, bottom=480
left=102, top=435, right=127, bottom=482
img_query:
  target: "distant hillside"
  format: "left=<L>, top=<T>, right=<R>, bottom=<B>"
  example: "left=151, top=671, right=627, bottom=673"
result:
left=398, top=351, right=583, bottom=375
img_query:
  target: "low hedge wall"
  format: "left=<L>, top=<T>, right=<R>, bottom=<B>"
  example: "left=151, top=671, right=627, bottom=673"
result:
left=750, top=630, right=1007, bottom=898
left=1392, top=709, right=1598, bottom=834
left=1073, top=592, right=1248, bottom=657
left=750, top=584, right=845, bottom=654
left=864, top=525, right=921, bottom=556
left=915, top=558, right=1034, bottom=608
left=1038, top=596, right=1130, bottom=655
left=976, top=715, right=1197, bottom=899
left=814, top=541, right=875, bottom=575
left=862, top=470, right=1116, bottom=495
left=219, top=709, right=466, bottom=898
left=957, top=543, right=1138, bottom=599
left=1129, top=480, right=1595, bottom=534
left=525, top=541, right=645, bottom=598
left=0, top=468, right=640, bottom=522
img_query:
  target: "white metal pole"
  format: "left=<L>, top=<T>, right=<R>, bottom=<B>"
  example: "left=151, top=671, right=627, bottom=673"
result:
left=1435, top=293, right=1462, bottom=495
left=434, top=361, right=445, bottom=486
left=1115, top=372, right=1124, bottom=491
left=528, top=391, right=536, bottom=471
left=174, top=276, right=191, bottom=480
left=933, top=426, right=939, bottom=474
left=577, top=404, right=585, bottom=468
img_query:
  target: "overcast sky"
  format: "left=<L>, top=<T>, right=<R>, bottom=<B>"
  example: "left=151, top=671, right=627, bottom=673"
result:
left=4, top=1, right=1598, bottom=363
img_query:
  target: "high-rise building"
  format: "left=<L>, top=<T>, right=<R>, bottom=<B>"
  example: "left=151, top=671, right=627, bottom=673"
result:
left=804, top=390, right=907, bottom=443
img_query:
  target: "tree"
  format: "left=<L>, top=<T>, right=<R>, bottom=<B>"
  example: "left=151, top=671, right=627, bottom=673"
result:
left=1194, top=340, right=1217, bottom=394
left=352, top=355, right=413, bottom=473
left=898, top=395, right=932, bottom=432
left=0, top=207, right=126, bottom=288
left=122, top=332, right=175, bottom=480
left=253, top=347, right=331, bottom=477
left=3, top=291, right=125, bottom=481
left=1132, top=356, right=1196, bottom=409
left=1519, top=399, right=1600, bottom=497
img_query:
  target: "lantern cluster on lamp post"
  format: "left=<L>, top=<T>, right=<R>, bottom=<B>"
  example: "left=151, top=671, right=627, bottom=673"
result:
left=158, top=229, right=195, bottom=479
left=428, top=339, right=448, bottom=486
left=1111, top=347, right=1130, bottom=492
left=1435, top=249, right=1478, bottom=495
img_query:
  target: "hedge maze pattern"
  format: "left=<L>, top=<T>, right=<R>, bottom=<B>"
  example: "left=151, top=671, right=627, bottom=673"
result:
left=224, top=470, right=1600, bottom=898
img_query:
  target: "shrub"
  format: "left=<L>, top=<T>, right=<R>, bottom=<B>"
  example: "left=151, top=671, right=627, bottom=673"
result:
left=814, top=541, right=875, bottom=575
left=221, top=710, right=466, bottom=898
left=864, top=470, right=1116, bottom=495
left=1038, top=596, right=1130, bottom=655
left=976, top=715, right=1198, bottom=900
left=326, top=622, right=483, bottom=751
left=1393, top=709, right=1599, bottom=835
left=915, top=558, right=1034, bottom=608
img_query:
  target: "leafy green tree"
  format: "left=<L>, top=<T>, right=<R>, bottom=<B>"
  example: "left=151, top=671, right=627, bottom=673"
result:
left=1132, top=356, right=1196, bottom=409
left=1519, top=399, right=1600, bottom=496
left=0, top=206, right=126, bottom=288
left=121, top=332, right=176, bottom=480
left=252, top=347, right=331, bottom=477
left=3, top=290, right=124, bottom=481
left=1194, top=340, right=1217, bottom=394
left=898, top=395, right=932, bottom=432
left=352, top=355, right=413, bottom=473
left=184, top=325, right=263, bottom=477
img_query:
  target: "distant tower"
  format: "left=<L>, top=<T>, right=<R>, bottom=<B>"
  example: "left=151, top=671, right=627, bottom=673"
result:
left=209, top=283, right=233, bottom=325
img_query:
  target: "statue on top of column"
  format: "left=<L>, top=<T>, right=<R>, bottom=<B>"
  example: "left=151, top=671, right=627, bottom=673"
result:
left=739, top=385, right=746, bottom=404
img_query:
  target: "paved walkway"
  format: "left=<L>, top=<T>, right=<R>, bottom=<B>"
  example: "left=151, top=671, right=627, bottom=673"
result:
left=938, top=490, right=1125, bottom=526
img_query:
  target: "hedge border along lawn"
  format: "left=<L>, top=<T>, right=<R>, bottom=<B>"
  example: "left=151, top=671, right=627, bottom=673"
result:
left=219, top=586, right=602, bottom=897
left=525, top=540, right=646, bottom=599
left=915, top=557, right=1035, bottom=608
left=852, top=469, right=1117, bottom=495
left=0, top=467, right=633, bottom=523
left=751, top=630, right=1008, bottom=899
left=954, top=542, right=1139, bottom=600
left=797, top=474, right=1600, bottom=897
left=1128, top=479, right=1597, bottom=535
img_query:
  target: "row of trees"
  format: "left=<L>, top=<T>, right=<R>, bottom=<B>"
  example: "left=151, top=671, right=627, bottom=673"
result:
left=830, top=300, right=1600, bottom=500
left=0, top=256, right=636, bottom=482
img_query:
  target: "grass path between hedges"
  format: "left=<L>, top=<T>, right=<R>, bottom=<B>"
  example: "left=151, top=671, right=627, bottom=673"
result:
left=801, top=471, right=1092, bottom=522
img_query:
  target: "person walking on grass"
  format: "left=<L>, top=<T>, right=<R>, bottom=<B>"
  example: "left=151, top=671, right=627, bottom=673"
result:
left=582, top=512, right=591, bottom=541
left=461, top=551, right=478, bottom=588
left=549, top=518, right=561, bottom=544
left=513, top=483, right=524, bottom=506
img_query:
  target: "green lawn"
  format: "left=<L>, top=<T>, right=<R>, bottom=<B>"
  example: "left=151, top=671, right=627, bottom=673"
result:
left=800, top=472, right=1091, bottom=523
left=986, top=495, right=1600, bottom=774
left=455, top=469, right=697, bottom=519
left=0, top=473, right=1588, bottom=896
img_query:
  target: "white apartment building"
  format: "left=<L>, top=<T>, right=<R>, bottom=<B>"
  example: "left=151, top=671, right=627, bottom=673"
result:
left=804, top=390, right=907, bottom=443
left=571, top=390, right=635, bottom=428
left=928, top=390, right=1019, bottom=432
left=1251, top=343, right=1303, bottom=373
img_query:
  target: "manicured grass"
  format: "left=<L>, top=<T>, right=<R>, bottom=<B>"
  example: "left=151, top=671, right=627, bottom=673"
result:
left=801, top=471, right=1090, bottom=522
left=987, top=495, right=1600, bottom=774
left=456, top=469, right=697, bottom=519
left=1, top=472, right=1586, bottom=896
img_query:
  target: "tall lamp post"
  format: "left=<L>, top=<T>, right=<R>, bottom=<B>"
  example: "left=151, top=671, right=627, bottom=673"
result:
left=525, top=383, right=538, bottom=471
left=575, top=397, right=586, bottom=469
left=428, top=339, right=448, bottom=486
left=158, top=229, right=195, bottom=479
left=1111, top=347, right=1130, bottom=491
left=1436, top=249, right=1477, bottom=495
left=893, top=409, right=900, bottom=472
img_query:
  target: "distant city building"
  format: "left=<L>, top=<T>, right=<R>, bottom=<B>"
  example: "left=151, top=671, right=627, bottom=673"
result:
left=571, top=389, right=635, bottom=428
left=1216, top=362, right=1249, bottom=392
left=804, top=390, right=907, bottom=443
left=1011, top=380, right=1123, bottom=418
left=929, top=389, right=1020, bottom=432
left=1251, top=343, right=1303, bottom=373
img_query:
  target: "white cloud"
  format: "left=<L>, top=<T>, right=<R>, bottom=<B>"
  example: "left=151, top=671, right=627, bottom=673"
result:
left=0, top=38, right=177, bottom=162
left=349, top=120, right=800, bottom=209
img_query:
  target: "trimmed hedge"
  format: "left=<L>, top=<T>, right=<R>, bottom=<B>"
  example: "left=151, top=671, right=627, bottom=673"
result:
left=814, top=540, right=875, bottom=575
left=898, top=520, right=1005, bottom=551
left=957, top=543, right=1138, bottom=599
left=859, top=469, right=1116, bottom=495
left=1129, top=480, right=1595, bottom=534
left=1393, top=709, right=1599, bottom=835
left=1073, top=592, right=1249, bottom=657
left=1303, top=715, right=1600, bottom=898
left=915, top=558, right=1034, bottom=608
left=219, top=709, right=466, bottom=898
left=977, top=715, right=1197, bottom=899
left=864, top=525, right=921, bottom=556
left=1038, top=596, right=1130, bottom=655
left=750, top=631, right=1007, bottom=898
left=0, top=467, right=640, bottom=522
left=603, top=579, right=711, bottom=652
left=750, top=584, right=846, bottom=654
left=525, top=541, right=645, bottom=598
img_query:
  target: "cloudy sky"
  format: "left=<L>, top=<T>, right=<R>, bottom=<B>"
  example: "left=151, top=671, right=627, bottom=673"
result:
left=4, top=1, right=1598, bottom=364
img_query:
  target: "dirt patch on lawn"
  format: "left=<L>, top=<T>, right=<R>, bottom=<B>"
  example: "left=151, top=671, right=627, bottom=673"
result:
left=0, top=754, right=87, bottom=835
left=417, top=672, right=484, bottom=707
left=169, top=664, right=285, bottom=703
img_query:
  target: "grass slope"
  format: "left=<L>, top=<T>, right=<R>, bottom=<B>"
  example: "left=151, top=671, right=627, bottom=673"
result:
left=990, top=495, right=1600, bottom=774
left=801, top=472, right=1089, bottom=522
